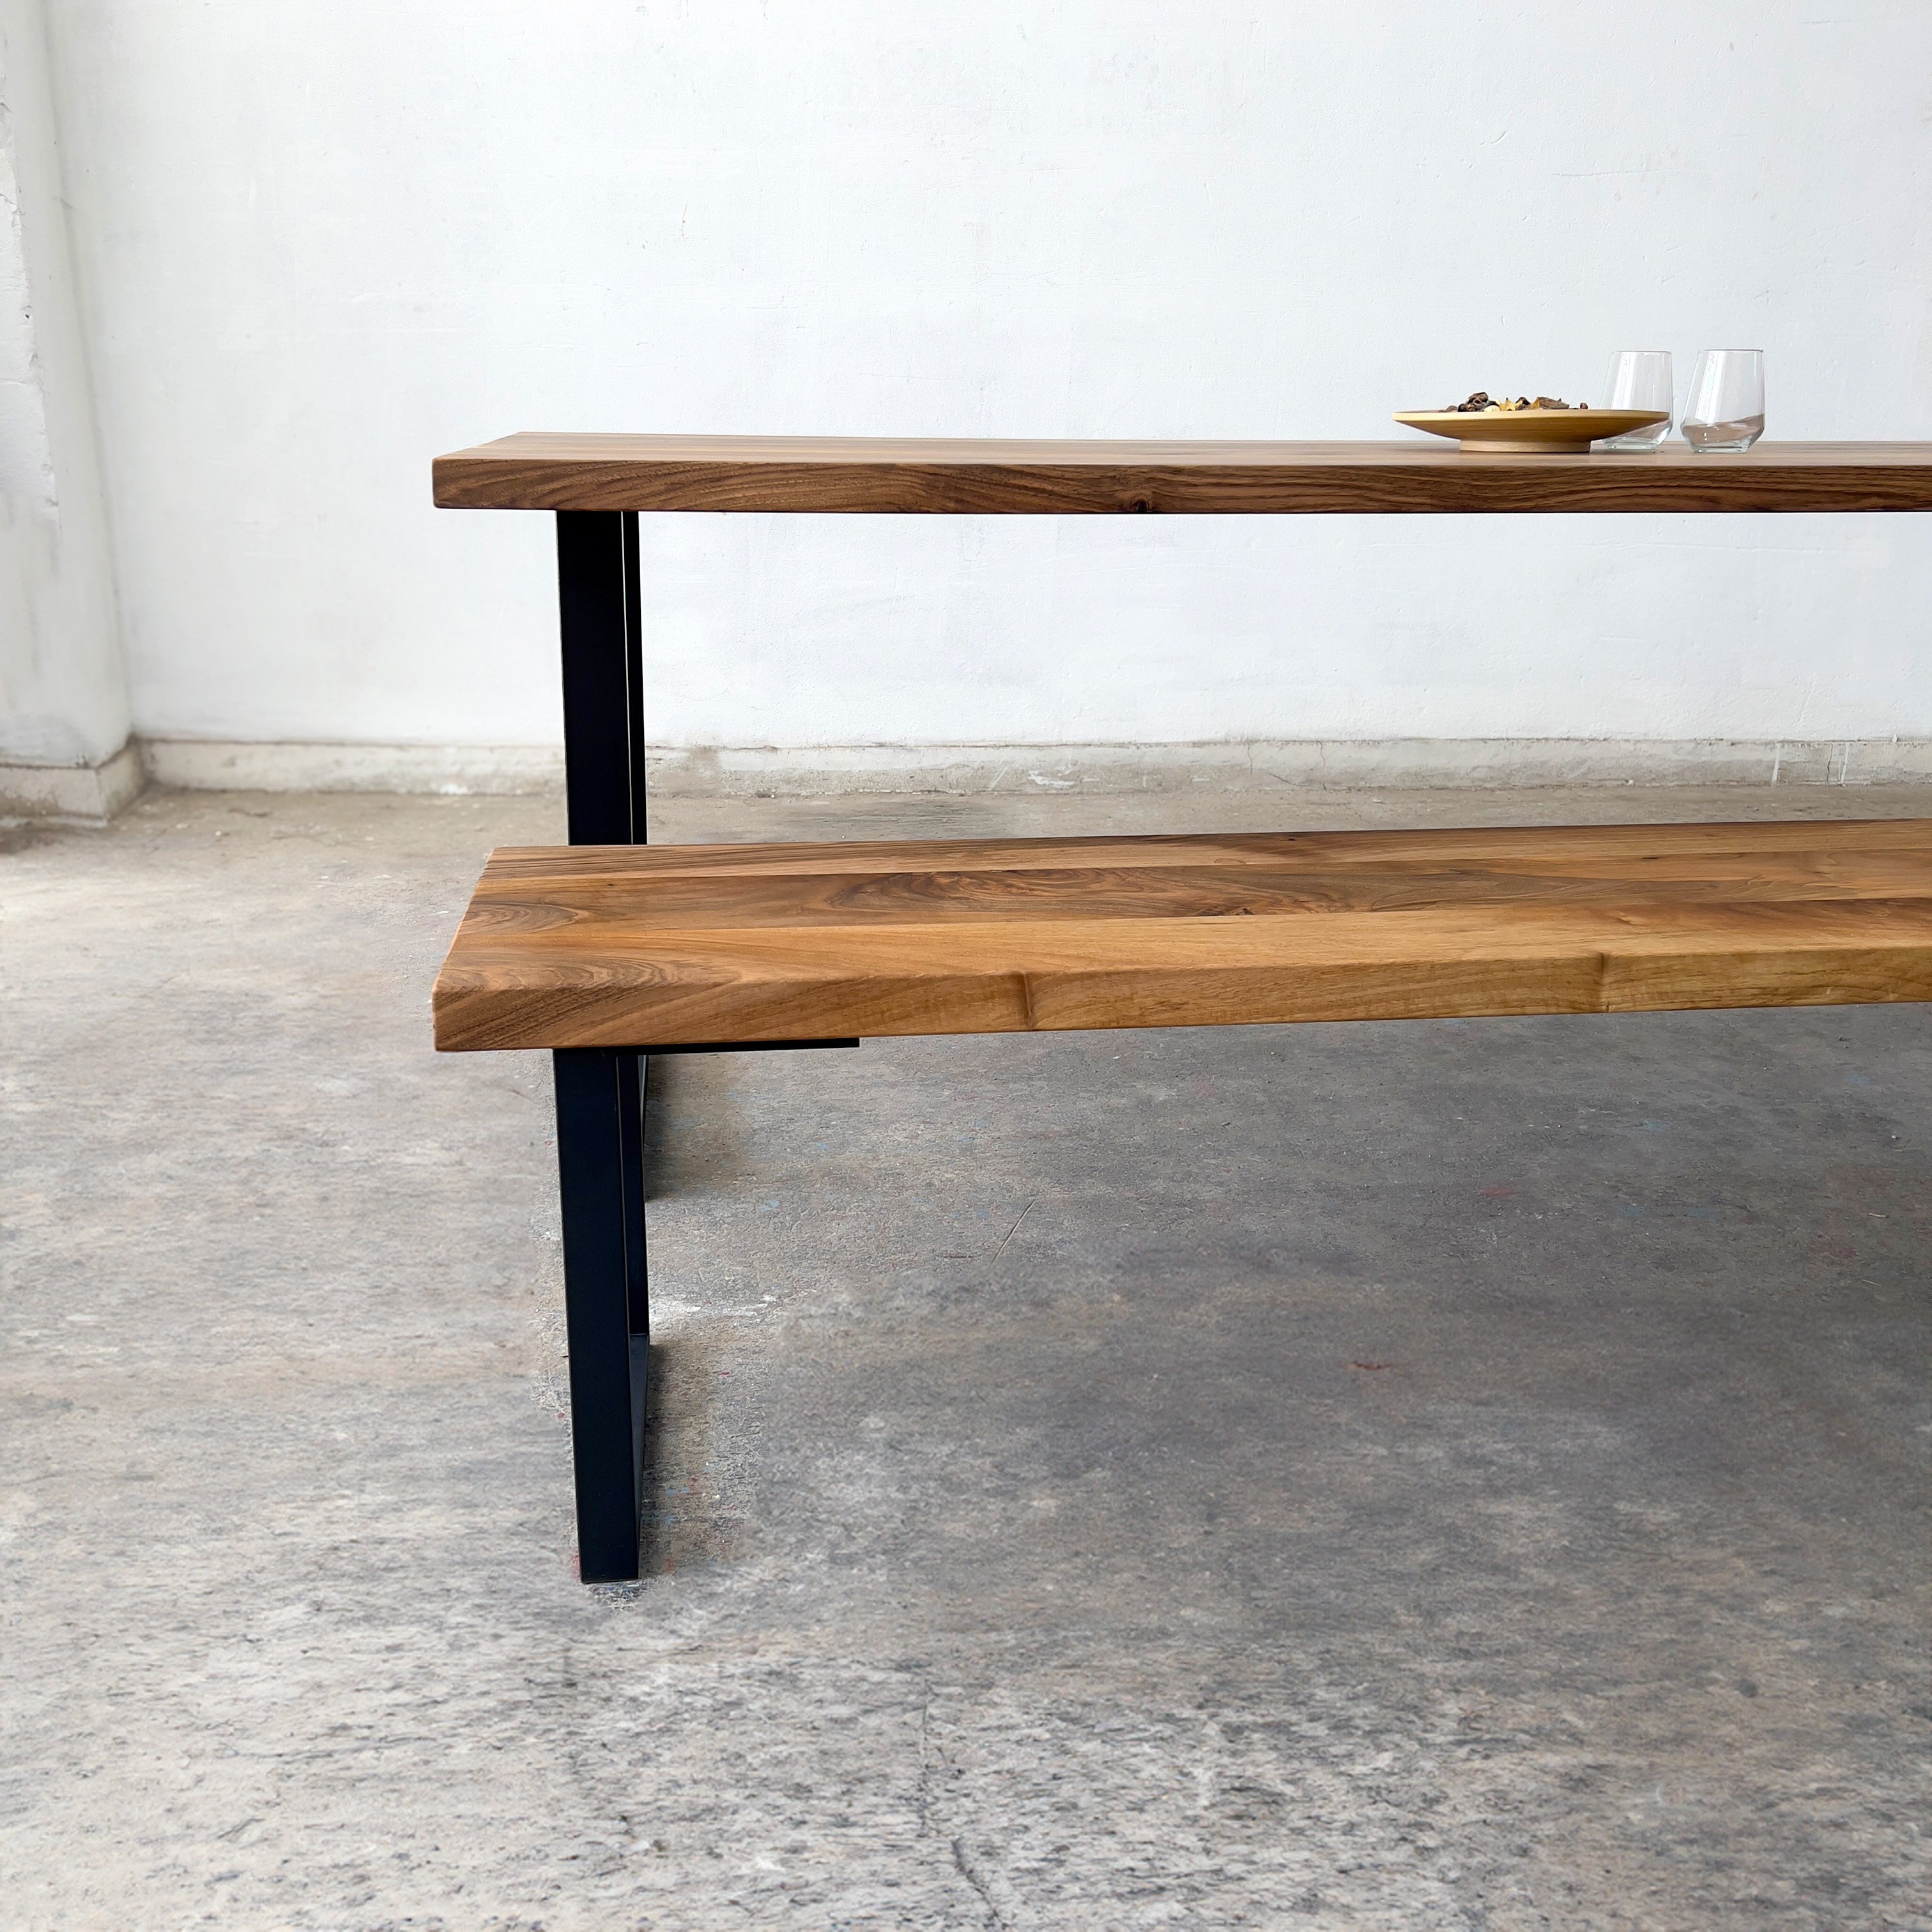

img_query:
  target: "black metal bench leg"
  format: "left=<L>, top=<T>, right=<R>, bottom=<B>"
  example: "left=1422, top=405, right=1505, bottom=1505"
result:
left=553, top=1046, right=649, bottom=1581
left=553, top=511, right=650, bottom=1581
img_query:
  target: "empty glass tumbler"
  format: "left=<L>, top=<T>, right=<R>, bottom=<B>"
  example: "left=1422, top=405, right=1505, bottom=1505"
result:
left=1600, top=351, right=1673, bottom=450
left=1682, top=350, right=1765, bottom=452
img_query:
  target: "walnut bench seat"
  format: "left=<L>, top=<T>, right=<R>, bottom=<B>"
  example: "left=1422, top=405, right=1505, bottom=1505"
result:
left=434, top=815, right=1932, bottom=1581
left=434, top=818, right=1932, bottom=1052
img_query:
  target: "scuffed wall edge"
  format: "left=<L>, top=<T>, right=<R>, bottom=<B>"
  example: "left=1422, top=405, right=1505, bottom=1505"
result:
left=0, top=739, right=144, bottom=822
left=140, top=739, right=561, bottom=795
left=134, top=737, right=1932, bottom=798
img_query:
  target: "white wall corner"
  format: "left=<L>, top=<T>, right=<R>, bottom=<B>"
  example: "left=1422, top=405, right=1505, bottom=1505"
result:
left=0, top=0, right=133, bottom=796
left=0, top=735, right=141, bottom=820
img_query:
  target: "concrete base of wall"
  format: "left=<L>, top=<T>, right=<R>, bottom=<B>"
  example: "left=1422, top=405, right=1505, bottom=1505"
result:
left=140, top=739, right=562, bottom=797
left=0, top=740, right=146, bottom=823
left=136, top=736, right=1932, bottom=799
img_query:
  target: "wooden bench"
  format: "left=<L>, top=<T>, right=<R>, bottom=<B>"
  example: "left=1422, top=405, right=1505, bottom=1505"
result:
left=431, top=431, right=1932, bottom=1582
left=436, top=820, right=1932, bottom=1052
left=435, top=815, right=1932, bottom=1584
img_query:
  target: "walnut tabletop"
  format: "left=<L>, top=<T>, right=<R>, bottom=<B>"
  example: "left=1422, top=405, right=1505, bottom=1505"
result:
left=431, top=433, right=1932, bottom=515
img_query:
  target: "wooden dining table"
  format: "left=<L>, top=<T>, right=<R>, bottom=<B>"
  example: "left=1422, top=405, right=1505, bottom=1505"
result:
left=431, top=433, right=1932, bottom=859
left=430, top=433, right=1932, bottom=1581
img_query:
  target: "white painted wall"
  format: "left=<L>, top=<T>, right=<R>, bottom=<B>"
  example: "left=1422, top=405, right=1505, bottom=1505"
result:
left=0, top=0, right=126, bottom=773
left=41, top=2, right=1932, bottom=761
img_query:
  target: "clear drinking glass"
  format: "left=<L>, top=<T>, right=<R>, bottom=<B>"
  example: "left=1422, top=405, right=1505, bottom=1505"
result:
left=1682, top=349, right=1765, bottom=451
left=1601, top=350, right=1674, bottom=450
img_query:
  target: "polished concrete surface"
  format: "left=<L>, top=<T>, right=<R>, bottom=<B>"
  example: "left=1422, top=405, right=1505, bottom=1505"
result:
left=3, top=785, right=1928, bottom=1931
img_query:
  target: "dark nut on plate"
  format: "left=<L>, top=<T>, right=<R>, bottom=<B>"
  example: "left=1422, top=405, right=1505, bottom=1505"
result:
left=1439, top=388, right=1594, bottom=413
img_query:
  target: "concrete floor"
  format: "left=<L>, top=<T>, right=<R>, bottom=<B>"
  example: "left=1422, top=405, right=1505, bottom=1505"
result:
left=2, top=783, right=1928, bottom=1931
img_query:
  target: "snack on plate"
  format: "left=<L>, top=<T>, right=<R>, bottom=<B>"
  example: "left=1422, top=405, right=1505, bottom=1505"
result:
left=1448, top=391, right=1591, bottom=413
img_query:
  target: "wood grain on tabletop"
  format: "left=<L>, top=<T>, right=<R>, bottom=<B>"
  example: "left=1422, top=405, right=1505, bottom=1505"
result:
left=432, top=818, right=1932, bottom=1051
left=430, top=434, right=1932, bottom=514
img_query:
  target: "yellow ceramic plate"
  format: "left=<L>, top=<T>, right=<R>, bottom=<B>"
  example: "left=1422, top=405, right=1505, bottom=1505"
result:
left=1393, top=408, right=1669, bottom=453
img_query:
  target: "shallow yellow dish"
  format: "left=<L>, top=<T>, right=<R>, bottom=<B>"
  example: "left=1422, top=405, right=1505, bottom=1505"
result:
left=1393, top=408, right=1670, bottom=454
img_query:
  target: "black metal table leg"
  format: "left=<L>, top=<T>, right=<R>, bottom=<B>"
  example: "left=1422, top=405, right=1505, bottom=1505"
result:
left=552, top=1047, right=647, bottom=1580
left=558, top=510, right=646, bottom=845
left=554, top=510, right=649, bottom=1581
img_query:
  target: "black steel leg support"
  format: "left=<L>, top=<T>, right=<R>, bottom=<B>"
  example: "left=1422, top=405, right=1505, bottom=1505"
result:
left=553, top=1048, right=648, bottom=1581
left=554, top=511, right=650, bottom=1581
left=557, top=510, right=646, bottom=845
